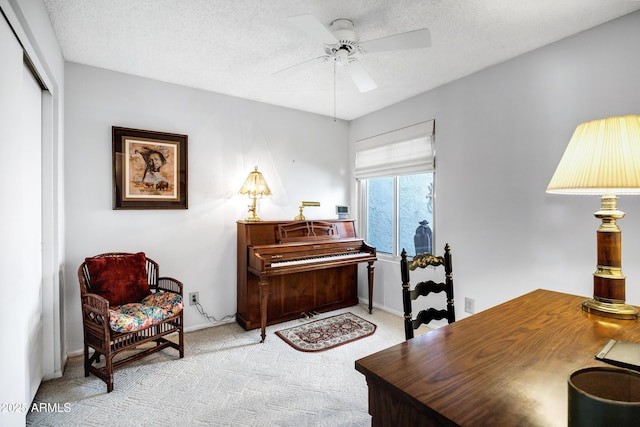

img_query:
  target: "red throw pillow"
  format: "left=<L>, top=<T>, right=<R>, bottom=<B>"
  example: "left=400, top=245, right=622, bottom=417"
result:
left=85, top=252, right=151, bottom=306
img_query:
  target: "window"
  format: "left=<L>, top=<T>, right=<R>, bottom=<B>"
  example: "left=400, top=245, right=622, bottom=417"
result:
left=355, top=121, right=435, bottom=257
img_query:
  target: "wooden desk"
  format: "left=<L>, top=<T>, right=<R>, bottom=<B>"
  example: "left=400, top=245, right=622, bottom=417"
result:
left=355, top=289, right=640, bottom=426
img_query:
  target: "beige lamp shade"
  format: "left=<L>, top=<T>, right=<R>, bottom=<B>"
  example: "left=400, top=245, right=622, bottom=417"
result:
left=239, top=166, right=272, bottom=197
left=547, top=115, right=640, bottom=195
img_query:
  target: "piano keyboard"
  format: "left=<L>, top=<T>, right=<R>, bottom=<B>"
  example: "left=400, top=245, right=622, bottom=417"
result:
left=270, top=251, right=370, bottom=267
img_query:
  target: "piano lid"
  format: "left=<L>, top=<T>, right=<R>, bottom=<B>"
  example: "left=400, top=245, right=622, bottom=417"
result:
left=237, top=219, right=360, bottom=248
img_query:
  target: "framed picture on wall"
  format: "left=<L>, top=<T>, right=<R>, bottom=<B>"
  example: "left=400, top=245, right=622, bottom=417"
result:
left=112, top=126, right=188, bottom=209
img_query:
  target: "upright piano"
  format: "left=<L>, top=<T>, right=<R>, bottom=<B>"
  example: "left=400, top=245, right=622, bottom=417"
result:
left=237, top=219, right=376, bottom=341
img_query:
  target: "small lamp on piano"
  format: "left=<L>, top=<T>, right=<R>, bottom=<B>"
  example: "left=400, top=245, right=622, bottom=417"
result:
left=295, top=201, right=320, bottom=221
left=239, top=166, right=271, bottom=222
left=546, top=115, right=640, bottom=319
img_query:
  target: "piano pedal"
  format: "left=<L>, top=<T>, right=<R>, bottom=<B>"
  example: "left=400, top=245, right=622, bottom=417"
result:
left=301, top=312, right=310, bottom=319
left=311, top=311, right=320, bottom=317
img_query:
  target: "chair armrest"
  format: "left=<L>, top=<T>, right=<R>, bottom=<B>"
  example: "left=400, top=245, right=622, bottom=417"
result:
left=157, top=277, right=183, bottom=296
left=81, top=293, right=110, bottom=330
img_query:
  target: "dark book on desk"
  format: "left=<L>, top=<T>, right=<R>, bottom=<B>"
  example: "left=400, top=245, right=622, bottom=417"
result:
left=595, top=339, right=640, bottom=371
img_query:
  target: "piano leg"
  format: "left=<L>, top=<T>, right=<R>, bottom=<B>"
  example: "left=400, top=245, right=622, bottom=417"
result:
left=259, top=276, right=269, bottom=342
left=367, top=261, right=375, bottom=314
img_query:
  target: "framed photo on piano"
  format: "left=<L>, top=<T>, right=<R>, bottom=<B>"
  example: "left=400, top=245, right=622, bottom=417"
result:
left=112, top=126, right=188, bottom=209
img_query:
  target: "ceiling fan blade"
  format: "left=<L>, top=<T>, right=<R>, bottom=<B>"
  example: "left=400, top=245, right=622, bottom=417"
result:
left=346, top=59, right=377, bottom=92
left=272, top=56, right=328, bottom=77
left=288, top=14, right=338, bottom=45
left=359, top=28, right=431, bottom=53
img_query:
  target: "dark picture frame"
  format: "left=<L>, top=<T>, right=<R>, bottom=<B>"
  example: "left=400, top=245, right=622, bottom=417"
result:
left=112, top=126, right=188, bottom=209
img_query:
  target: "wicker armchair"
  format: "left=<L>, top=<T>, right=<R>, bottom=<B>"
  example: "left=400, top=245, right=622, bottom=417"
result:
left=78, top=252, right=184, bottom=392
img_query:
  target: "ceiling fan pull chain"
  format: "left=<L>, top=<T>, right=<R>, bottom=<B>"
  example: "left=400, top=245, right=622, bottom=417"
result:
left=333, top=58, right=337, bottom=122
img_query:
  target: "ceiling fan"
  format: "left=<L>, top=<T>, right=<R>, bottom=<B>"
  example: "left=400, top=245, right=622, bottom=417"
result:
left=274, top=14, right=432, bottom=93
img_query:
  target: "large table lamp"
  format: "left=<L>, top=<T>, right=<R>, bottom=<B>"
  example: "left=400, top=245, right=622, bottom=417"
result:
left=239, top=166, right=271, bottom=222
left=547, top=115, right=640, bottom=319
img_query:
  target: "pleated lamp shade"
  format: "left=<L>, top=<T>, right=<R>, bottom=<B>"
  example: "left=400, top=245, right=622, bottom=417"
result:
left=547, top=116, right=640, bottom=195
left=239, top=166, right=272, bottom=197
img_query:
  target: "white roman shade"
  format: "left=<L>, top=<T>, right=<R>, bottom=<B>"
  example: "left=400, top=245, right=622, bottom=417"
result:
left=354, top=120, right=435, bottom=179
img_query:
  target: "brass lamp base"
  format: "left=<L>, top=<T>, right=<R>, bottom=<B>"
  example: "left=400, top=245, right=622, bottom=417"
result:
left=582, top=194, right=638, bottom=320
left=244, top=197, right=262, bottom=222
left=582, top=299, right=638, bottom=320
left=294, top=205, right=305, bottom=221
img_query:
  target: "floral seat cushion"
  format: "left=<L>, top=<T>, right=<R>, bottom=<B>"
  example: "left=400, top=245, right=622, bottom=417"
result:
left=109, top=291, right=183, bottom=333
left=142, top=291, right=183, bottom=317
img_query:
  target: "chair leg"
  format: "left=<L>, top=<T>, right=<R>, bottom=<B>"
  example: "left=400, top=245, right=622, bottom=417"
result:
left=179, top=314, right=185, bottom=358
left=105, top=355, right=114, bottom=393
left=404, top=320, right=415, bottom=340
left=83, top=344, right=90, bottom=377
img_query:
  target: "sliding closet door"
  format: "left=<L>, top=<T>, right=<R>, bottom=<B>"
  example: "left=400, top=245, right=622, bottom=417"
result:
left=0, top=11, right=43, bottom=422
left=0, top=10, right=28, bottom=420
left=23, top=59, right=44, bottom=402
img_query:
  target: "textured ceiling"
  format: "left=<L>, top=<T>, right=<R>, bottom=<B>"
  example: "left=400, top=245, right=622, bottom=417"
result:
left=43, top=0, right=640, bottom=120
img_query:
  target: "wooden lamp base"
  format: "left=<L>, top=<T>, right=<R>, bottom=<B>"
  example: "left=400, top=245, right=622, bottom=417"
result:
left=584, top=195, right=638, bottom=320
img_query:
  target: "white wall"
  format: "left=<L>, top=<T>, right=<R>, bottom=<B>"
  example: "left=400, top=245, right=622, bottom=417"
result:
left=350, top=11, right=640, bottom=321
left=64, top=63, right=351, bottom=352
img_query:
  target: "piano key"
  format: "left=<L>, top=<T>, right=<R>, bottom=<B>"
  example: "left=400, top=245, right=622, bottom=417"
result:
left=270, top=251, right=371, bottom=267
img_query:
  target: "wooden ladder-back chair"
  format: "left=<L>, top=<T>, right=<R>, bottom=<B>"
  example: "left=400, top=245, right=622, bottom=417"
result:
left=78, top=252, right=184, bottom=392
left=401, top=243, right=455, bottom=340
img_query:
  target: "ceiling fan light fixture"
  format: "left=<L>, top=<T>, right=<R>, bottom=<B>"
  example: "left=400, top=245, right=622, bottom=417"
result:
left=335, top=48, right=350, bottom=67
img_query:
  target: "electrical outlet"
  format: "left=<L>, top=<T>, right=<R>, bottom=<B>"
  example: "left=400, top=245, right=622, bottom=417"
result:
left=189, top=292, right=199, bottom=306
left=464, top=297, right=475, bottom=314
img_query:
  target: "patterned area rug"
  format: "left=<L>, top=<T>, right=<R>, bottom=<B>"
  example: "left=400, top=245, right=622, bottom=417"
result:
left=275, top=312, right=376, bottom=352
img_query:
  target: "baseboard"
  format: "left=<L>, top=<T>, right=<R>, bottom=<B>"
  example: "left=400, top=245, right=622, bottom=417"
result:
left=357, top=296, right=403, bottom=318
left=357, top=296, right=447, bottom=329
left=184, top=319, right=235, bottom=333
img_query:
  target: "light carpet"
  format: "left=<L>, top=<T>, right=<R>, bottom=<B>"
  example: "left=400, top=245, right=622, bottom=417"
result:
left=27, top=304, right=432, bottom=427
